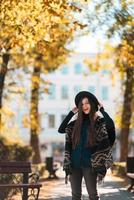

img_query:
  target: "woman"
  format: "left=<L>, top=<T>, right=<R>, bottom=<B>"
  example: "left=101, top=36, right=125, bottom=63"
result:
left=58, top=91, right=115, bottom=200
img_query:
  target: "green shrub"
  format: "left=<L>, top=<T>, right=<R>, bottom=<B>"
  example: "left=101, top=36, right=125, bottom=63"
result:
left=13, top=143, right=33, bottom=161
left=0, top=136, right=32, bottom=161
left=0, top=136, right=13, bottom=160
left=111, top=162, right=126, bottom=176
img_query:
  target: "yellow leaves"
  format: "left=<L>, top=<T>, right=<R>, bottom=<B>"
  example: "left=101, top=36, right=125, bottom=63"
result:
left=0, top=0, right=86, bottom=141
left=103, top=43, right=115, bottom=55
left=84, top=38, right=132, bottom=86
left=84, top=48, right=115, bottom=73
left=11, top=86, right=26, bottom=94
left=121, top=0, right=127, bottom=10
left=0, top=0, right=83, bottom=58
left=30, top=113, right=40, bottom=135
left=109, top=71, right=117, bottom=86
left=22, top=115, right=30, bottom=129
left=127, top=19, right=134, bottom=26
left=0, top=106, right=22, bottom=143
left=73, top=21, right=87, bottom=30
left=84, top=41, right=120, bottom=88
left=31, top=75, right=40, bottom=85
left=117, top=38, right=134, bottom=70
left=44, top=88, right=49, bottom=93
left=115, top=98, right=134, bottom=129
left=0, top=0, right=81, bottom=64
left=0, top=106, right=15, bottom=118
left=114, top=104, right=123, bottom=129
left=0, top=0, right=51, bottom=50
left=84, top=58, right=98, bottom=72
left=1, top=123, right=22, bottom=144
left=130, top=105, right=134, bottom=128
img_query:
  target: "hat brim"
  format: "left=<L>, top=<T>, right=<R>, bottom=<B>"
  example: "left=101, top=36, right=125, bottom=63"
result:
left=75, top=91, right=99, bottom=111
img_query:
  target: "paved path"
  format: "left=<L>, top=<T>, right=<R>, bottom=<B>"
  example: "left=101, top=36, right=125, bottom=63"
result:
left=39, top=168, right=134, bottom=200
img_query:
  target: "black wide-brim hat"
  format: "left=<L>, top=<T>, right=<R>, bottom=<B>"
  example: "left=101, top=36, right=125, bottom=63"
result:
left=75, top=91, right=99, bottom=111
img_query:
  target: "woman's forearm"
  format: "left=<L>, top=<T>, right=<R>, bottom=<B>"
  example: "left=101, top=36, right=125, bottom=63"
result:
left=100, top=107, right=116, bottom=146
left=58, top=111, right=74, bottom=133
left=100, top=107, right=114, bottom=128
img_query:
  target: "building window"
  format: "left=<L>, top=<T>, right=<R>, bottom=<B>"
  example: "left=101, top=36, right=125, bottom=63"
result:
left=101, top=69, right=110, bottom=75
left=61, top=85, right=69, bottom=99
left=101, top=86, right=109, bottom=100
left=88, top=86, right=95, bottom=94
left=74, top=63, right=82, bottom=74
left=61, top=66, right=69, bottom=74
left=48, top=114, right=55, bottom=128
left=74, top=85, right=82, bottom=95
left=49, top=85, right=56, bottom=100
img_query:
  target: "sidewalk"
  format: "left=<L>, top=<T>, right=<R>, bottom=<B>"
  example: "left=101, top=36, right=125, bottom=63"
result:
left=39, top=168, right=134, bottom=200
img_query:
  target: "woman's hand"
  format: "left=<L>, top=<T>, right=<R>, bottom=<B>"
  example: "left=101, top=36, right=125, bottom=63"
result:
left=94, top=112, right=99, bottom=120
left=98, top=102, right=104, bottom=110
left=72, top=107, right=78, bottom=114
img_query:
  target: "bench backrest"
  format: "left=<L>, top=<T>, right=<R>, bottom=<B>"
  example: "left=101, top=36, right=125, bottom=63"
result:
left=0, top=161, right=31, bottom=174
left=127, top=157, right=134, bottom=173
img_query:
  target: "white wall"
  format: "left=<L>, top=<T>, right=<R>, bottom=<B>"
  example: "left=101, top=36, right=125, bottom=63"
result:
left=38, top=53, right=121, bottom=143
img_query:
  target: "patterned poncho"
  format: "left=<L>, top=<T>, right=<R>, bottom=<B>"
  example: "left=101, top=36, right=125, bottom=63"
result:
left=63, top=116, right=113, bottom=183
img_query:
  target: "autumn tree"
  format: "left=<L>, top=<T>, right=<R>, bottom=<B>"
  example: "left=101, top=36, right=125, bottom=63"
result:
left=29, top=0, right=85, bottom=163
left=0, top=0, right=52, bottom=130
left=0, top=0, right=85, bottom=163
left=86, top=0, right=134, bottom=161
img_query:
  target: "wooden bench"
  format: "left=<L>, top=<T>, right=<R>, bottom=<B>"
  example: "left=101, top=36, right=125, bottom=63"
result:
left=45, top=157, right=58, bottom=179
left=0, top=161, right=42, bottom=200
left=126, top=157, right=134, bottom=192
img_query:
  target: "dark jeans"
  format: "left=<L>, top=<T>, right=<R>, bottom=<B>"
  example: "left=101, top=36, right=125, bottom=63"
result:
left=69, top=167, right=99, bottom=200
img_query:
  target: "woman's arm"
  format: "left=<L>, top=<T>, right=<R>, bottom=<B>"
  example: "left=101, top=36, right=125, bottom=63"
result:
left=58, top=111, right=74, bottom=133
left=99, top=106, right=116, bottom=147
left=63, top=125, right=73, bottom=183
left=91, top=118, right=113, bottom=181
left=58, top=107, right=78, bottom=133
left=63, top=131, right=72, bottom=172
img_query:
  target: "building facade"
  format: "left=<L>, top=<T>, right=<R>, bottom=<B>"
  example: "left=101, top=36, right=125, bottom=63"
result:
left=38, top=53, right=121, bottom=146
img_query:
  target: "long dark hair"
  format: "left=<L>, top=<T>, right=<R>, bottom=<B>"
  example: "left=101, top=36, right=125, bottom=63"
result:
left=72, top=97, right=97, bottom=149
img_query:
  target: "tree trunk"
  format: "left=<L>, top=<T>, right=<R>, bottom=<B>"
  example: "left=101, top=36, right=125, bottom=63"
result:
left=0, top=53, right=10, bottom=133
left=30, top=65, right=41, bottom=163
left=120, top=67, right=134, bottom=161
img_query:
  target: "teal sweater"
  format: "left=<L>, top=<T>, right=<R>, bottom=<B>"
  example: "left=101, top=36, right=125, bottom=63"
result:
left=71, top=117, right=92, bottom=169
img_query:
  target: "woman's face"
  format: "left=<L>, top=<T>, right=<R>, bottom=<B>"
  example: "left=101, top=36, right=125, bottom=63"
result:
left=82, top=97, right=91, bottom=114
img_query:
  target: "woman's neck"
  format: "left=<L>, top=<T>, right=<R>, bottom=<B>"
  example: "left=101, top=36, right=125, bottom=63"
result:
left=82, top=112, right=99, bottom=121
left=83, top=113, right=89, bottom=120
